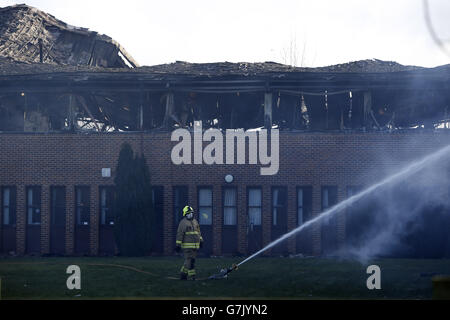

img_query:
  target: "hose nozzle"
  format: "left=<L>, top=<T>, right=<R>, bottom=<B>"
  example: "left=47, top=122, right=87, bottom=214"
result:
left=208, top=263, right=239, bottom=280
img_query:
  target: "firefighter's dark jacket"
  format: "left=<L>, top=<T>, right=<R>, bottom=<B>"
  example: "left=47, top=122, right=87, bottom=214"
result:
left=176, top=217, right=204, bottom=249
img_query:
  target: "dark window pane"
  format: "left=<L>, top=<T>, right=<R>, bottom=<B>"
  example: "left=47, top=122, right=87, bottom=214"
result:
left=199, top=188, right=212, bottom=225
left=27, top=187, right=41, bottom=225
left=2, top=187, right=16, bottom=225
left=152, top=187, right=164, bottom=211
left=297, top=186, right=312, bottom=225
left=223, top=188, right=237, bottom=225
left=173, top=186, right=188, bottom=225
left=100, top=187, right=115, bottom=225
left=248, top=188, right=262, bottom=226
left=272, top=187, right=287, bottom=226
left=322, top=186, right=338, bottom=209
left=75, top=187, right=90, bottom=225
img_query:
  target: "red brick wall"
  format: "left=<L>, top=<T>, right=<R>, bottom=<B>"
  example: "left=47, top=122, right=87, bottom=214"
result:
left=0, top=131, right=449, bottom=256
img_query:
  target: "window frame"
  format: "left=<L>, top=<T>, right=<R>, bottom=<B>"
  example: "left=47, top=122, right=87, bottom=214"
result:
left=296, top=186, right=312, bottom=226
left=222, top=187, right=237, bottom=226
left=26, top=186, right=41, bottom=226
left=271, top=186, right=287, bottom=227
left=321, top=186, right=338, bottom=210
left=75, top=186, right=90, bottom=226
left=173, top=185, right=188, bottom=226
left=2, top=186, right=17, bottom=226
left=346, top=186, right=363, bottom=199
left=99, top=186, right=115, bottom=226
left=247, top=186, right=262, bottom=227
left=151, top=186, right=164, bottom=215
left=197, top=186, right=213, bottom=226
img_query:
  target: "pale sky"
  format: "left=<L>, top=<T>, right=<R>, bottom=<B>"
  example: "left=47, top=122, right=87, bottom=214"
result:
left=1, top=0, right=449, bottom=68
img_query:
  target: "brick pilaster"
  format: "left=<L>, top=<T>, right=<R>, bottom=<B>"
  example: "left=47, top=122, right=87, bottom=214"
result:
left=311, top=185, right=322, bottom=256
left=163, top=185, right=173, bottom=255
left=212, top=184, right=222, bottom=256
left=40, top=185, right=50, bottom=254
left=261, top=185, right=271, bottom=256
left=65, top=185, right=74, bottom=255
left=337, top=185, right=346, bottom=249
left=287, top=185, right=297, bottom=254
left=90, top=185, right=99, bottom=256
left=16, top=185, right=25, bottom=255
left=237, top=185, right=247, bottom=255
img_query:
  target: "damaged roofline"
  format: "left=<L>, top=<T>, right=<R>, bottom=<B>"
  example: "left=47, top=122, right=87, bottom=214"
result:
left=0, top=75, right=446, bottom=94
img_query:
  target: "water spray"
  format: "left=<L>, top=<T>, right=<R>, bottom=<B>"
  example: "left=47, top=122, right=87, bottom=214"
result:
left=208, top=144, right=450, bottom=280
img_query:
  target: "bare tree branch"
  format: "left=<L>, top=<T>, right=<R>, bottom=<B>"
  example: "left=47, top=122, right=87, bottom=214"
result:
left=423, top=0, right=450, bottom=59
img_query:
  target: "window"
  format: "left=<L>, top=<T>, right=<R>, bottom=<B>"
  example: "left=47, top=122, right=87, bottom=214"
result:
left=51, top=186, right=66, bottom=226
left=347, top=186, right=363, bottom=199
left=100, top=187, right=115, bottom=225
left=223, top=188, right=237, bottom=225
left=27, top=186, right=41, bottom=225
left=272, top=187, right=287, bottom=226
left=173, top=186, right=188, bottom=226
left=152, top=186, right=164, bottom=215
left=75, top=187, right=90, bottom=225
left=322, top=186, right=338, bottom=210
left=198, top=187, right=213, bottom=225
left=2, top=187, right=16, bottom=225
left=248, top=188, right=262, bottom=226
left=297, top=187, right=312, bottom=226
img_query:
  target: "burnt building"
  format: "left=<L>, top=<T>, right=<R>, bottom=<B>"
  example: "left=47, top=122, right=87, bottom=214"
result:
left=0, top=4, right=449, bottom=258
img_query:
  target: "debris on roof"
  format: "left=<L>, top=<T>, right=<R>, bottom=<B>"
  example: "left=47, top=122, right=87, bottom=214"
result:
left=0, top=4, right=448, bottom=134
left=138, top=59, right=424, bottom=76
left=0, top=4, right=138, bottom=68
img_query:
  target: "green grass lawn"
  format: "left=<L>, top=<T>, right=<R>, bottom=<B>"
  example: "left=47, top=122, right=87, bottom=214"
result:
left=0, top=256, right=449, bottom=299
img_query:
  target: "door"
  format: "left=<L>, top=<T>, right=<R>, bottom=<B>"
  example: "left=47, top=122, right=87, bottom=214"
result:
left=271, top=187, right=288, bottom=255
left=151, top=186, right=164, bottom=254
left=321, top=186, right=338, bottom=255
left=222, top=187, right=238, bottom=254
left=345, top=186, right=365, bottom=251
left=1, top=187, right=16, bottom=254
left=50, top=186, right=66, bottom=255
left=296, top=187, right=313, bottom=255
left=26, top=186, right=41, bottom=254
left=74, top=186, right=90, bottom=255
left=99, top=186, right=115, bottom=255
left=247, top=187, right=262, bottom=254
left=198, top=187, right=213, bottom=256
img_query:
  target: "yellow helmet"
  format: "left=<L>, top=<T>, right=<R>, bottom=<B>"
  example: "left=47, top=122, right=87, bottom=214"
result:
left=183, top=205, right=194, bottom=216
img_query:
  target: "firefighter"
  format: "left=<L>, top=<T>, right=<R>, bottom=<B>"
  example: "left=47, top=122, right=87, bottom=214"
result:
left=175, top=205, right=203, bottom=280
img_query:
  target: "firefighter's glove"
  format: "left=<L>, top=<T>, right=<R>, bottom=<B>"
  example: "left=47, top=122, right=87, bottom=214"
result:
left=200, top=242, right=203, bottom=249
left=175, top=246, right=181, bottom=253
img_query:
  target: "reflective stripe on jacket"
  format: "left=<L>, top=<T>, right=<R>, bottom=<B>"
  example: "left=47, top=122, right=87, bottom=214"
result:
left=176, top=217, right=203, bottom=249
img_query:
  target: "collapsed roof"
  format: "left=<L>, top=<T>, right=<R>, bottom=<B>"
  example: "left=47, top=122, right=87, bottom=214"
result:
left=0, top=4, right=138, bottom=68
left=0, top=57, right=448, bottom=93
left=0, top=5, right=449, bottom=133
